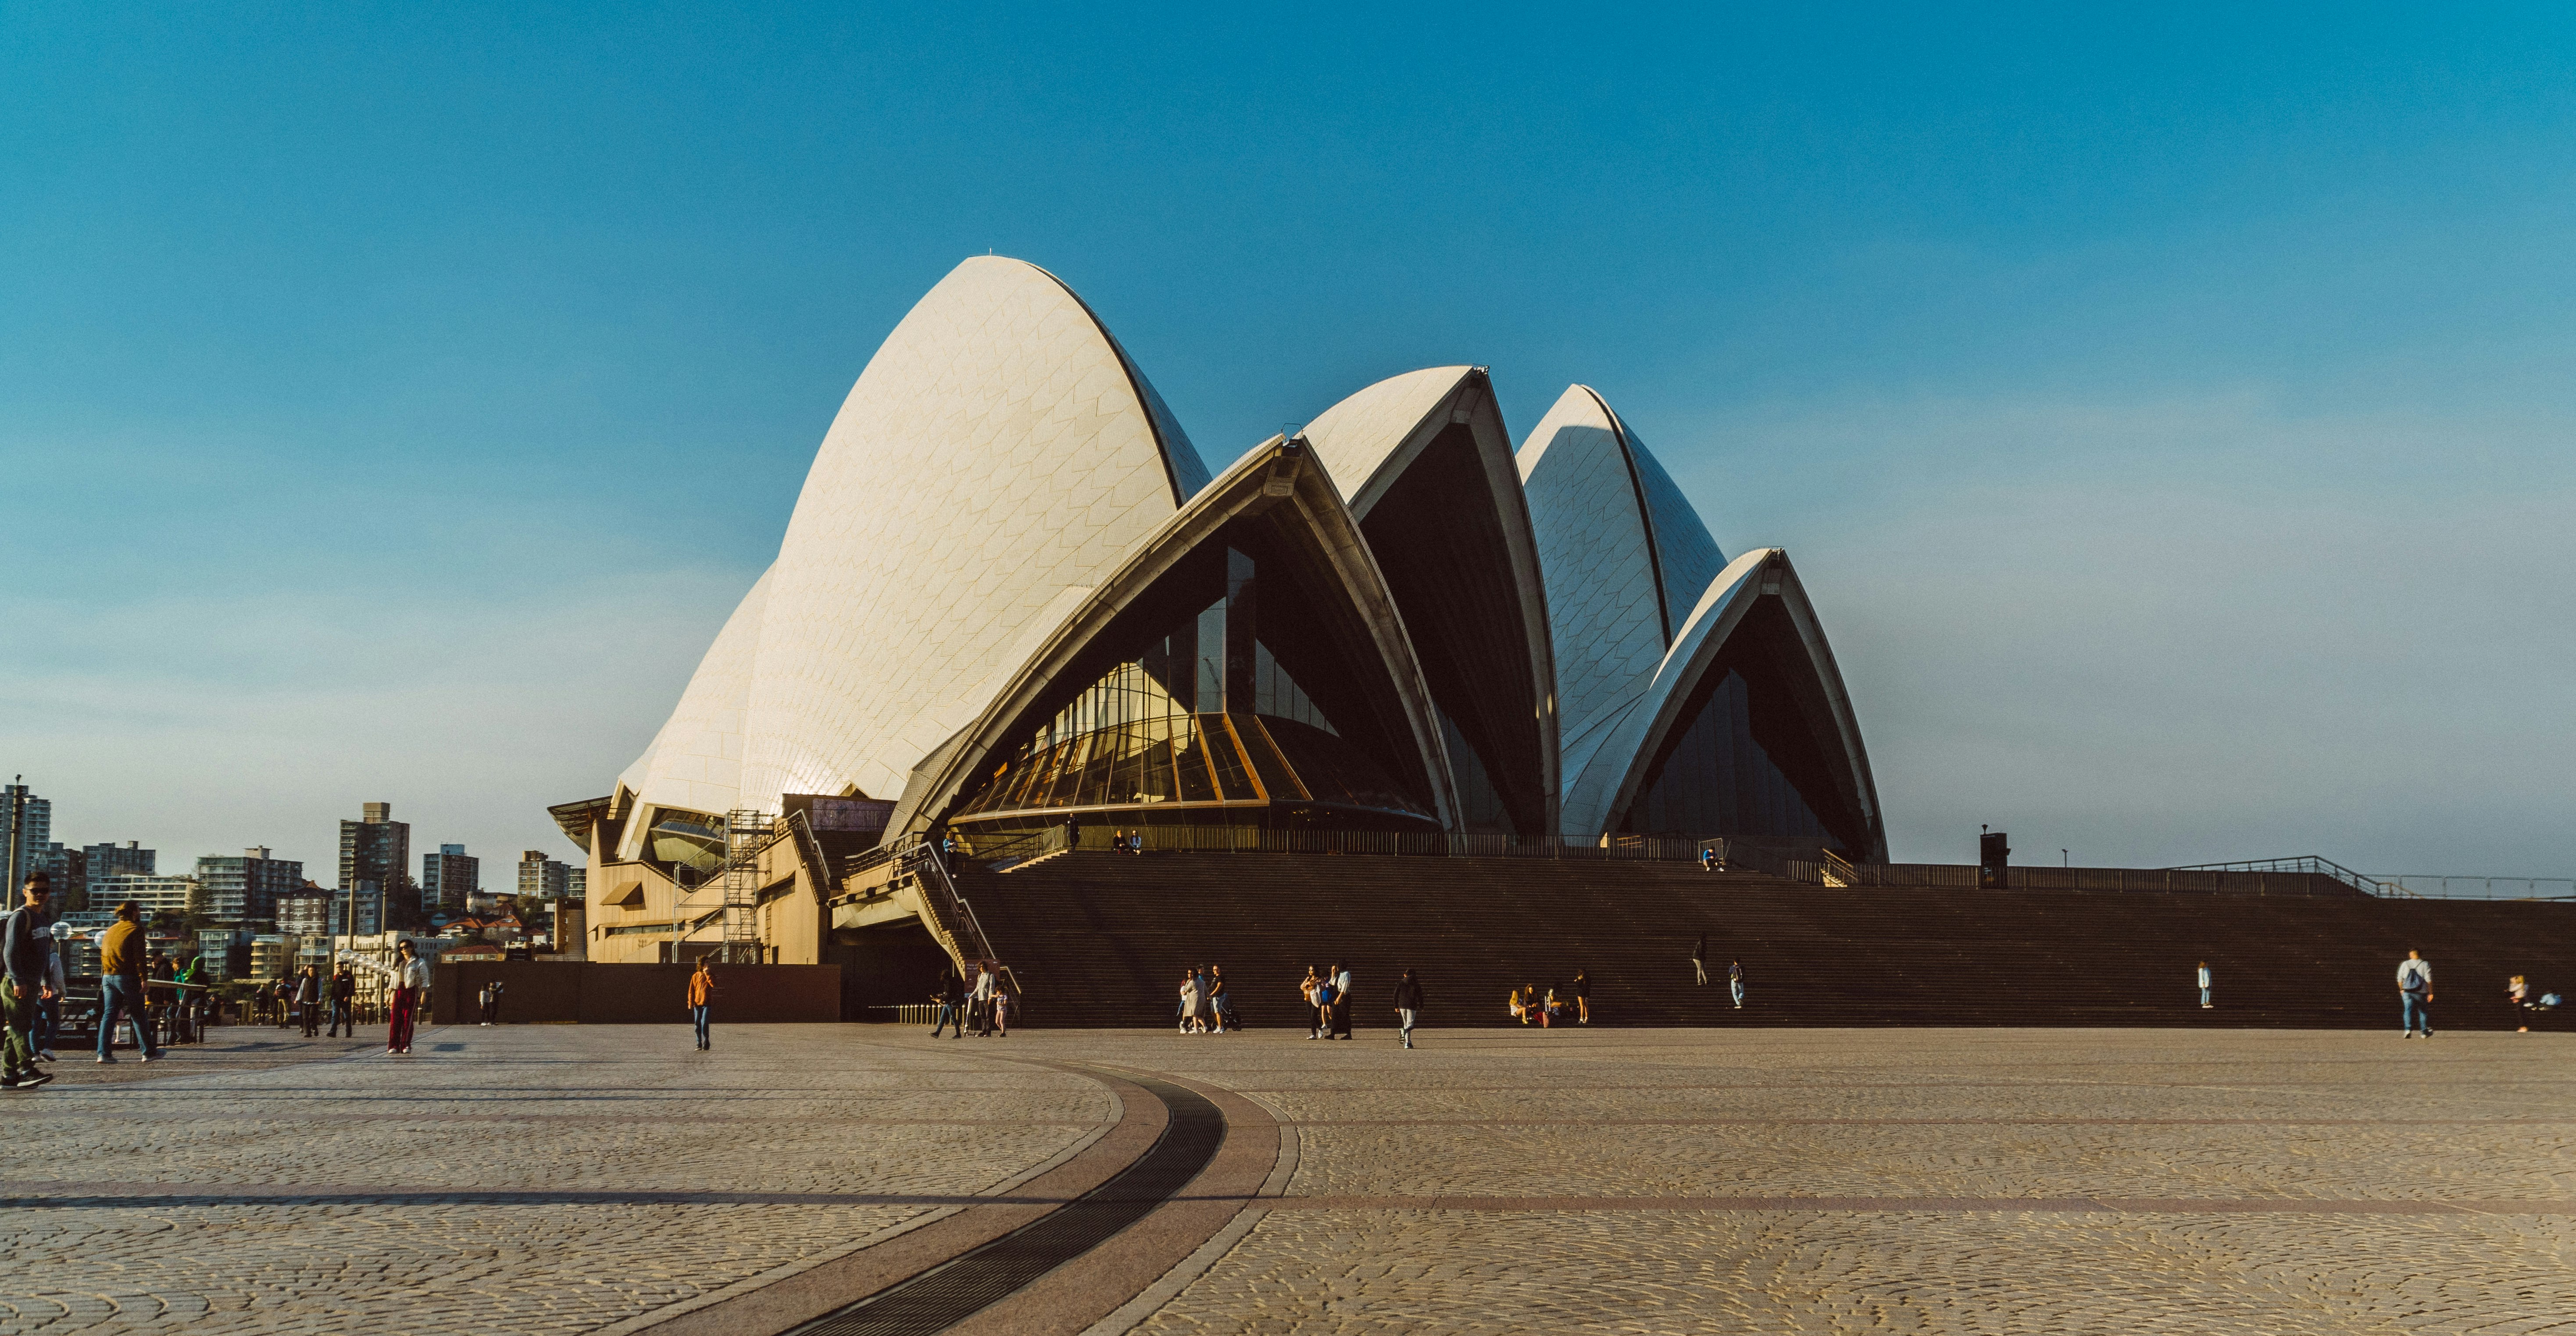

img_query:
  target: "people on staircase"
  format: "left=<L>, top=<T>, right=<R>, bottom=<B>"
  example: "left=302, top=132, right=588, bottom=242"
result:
left=1692, top=933, right=1708, bottom=986
left=1573, top=969, right=1591, bottom=1025
left=1393, top=968, right=1423, bottom=1049
left=2197, top=962, right=2214, bottom=1010
left=1508, top=984, right=1530, bottom=1025
left=1729, top=959, right=1745, bottom=1010
left=2397, top=951, right=2433, bottom=1038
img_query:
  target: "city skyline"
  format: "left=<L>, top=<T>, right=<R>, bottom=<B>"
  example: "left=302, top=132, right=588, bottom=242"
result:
left=4, top=7, right=2570, bottom=874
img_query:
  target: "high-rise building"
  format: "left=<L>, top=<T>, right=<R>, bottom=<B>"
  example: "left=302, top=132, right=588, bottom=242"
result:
left=33, top=843, right=85, bottom=910
left=193, top=847, right=304, bottom=923
left=422, top=844, right=478, bottom=915
left=564, top=866, right=586, bottom=899
left=517, top=849, right=570, bottom=900
left=3, top=780, right=50, bottom=889
left=333, top=884, right=383, bottom=937
left=90, top=872, right=198, bottom=918
left=84, top=841, right=155, bottom=880
left=340, top=802, right=413, bottom=923
left=275, top=887, right=335, bottom=936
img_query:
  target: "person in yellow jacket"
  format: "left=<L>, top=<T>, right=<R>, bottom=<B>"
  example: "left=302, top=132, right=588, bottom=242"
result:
left=687, top=958, right=715, bottom=1051
left=95, top=901, right=162, bottom=1065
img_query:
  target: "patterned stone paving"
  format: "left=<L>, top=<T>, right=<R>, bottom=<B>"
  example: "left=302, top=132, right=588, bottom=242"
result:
left=3, top=1024, right=2567, bottom=1335
left=0, top=1024, right=1111, bottom=1335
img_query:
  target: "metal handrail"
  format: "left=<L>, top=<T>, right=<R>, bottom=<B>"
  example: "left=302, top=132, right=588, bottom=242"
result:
left=2166, top=855, right=2412, bottom=898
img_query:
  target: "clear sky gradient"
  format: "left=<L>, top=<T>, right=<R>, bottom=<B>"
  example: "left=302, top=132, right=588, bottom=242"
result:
left=4, top=5, right=2570, bottom=880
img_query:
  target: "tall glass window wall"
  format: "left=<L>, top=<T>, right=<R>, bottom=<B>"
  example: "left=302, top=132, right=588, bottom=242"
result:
left=953, top=547, right=1429, bottom=826
left=1616, top=666, right=1843, bottom=846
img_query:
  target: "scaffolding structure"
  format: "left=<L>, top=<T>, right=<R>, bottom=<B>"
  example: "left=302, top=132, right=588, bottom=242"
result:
left=719, top=809, right=773, bottom=964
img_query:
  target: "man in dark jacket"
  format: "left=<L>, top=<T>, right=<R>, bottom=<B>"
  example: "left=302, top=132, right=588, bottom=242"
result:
left=1392, top=968, right=1424, bottom=1050
left=4, top=873, right=58, bottom=1088
left=326, top=966, right=357, bottom=1037
left=930, top=969, right=964, bottom=1038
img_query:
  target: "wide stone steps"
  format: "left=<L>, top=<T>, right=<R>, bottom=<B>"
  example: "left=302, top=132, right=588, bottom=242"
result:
left=951, top=853, right=2572, bottom=1031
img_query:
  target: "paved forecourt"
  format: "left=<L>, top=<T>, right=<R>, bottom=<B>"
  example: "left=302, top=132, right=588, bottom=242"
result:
left=2, top=1023, right=2569, bottom=1334
left=0, top=1024, right=1116, bottom=1335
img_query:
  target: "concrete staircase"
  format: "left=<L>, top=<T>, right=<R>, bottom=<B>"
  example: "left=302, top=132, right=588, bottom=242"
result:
left=951, top=852, right=2574, bottom=1031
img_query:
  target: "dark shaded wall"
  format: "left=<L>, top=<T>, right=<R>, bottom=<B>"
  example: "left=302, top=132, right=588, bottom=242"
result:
left=431, top=962, right=842, bottom=1024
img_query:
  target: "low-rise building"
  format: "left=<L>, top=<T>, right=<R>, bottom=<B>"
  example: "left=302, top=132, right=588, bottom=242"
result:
left=90, top=872, right=199, bottom=919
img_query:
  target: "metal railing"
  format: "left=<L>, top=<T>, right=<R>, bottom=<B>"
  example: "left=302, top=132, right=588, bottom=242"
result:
left=2365, top=874, right=2574, bottom=901
left=1786, top=860, right=2369, bottom=898
left=943, top=825, right=1733, bottom=864
left=2167, top=855, right=2407, bottom=898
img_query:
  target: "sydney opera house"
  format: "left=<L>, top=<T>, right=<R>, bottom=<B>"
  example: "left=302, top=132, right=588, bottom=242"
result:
left=556, top=256, right=1885, bottom=973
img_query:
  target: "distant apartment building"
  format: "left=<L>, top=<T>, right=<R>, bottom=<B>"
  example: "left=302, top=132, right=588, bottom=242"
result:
left=565, top=866, right=586, bottom=899
left=335, top=885, right=383, bottom=937
left=85, top=840, right=155, bottom=881
left=196, top=927, right=250, bottom=981
left=275, top=887, right=336, bottom=936
left=518, top=850, right=571, bottom=901
left=90, top=872, right=198, bottom=918
left=193, top=847, right=305, bottom=923
left=3, top=781, right=50, bottom=889
left=422, top=844, right=479, bottom=915
left=340, top=801, right=414, bottom=923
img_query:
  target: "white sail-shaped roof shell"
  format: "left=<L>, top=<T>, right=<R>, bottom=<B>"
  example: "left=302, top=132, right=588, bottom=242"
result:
left=1520, top=387, right=1675, bottom=748
left=730, top=256, right=1211, bottom=812
left=613, top=566, right=773, bottom=858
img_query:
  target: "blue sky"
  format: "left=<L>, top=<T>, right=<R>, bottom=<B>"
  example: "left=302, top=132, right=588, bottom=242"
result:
left=4, top=4, right=2570, bottom=879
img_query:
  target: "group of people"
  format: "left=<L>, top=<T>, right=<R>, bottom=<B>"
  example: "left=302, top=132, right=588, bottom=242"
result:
left=1687, top=933, right=1747, bottom=1007
left=279, top=963, right=362, bottom=1037
left=1507, top=974, right=1590, bottom=1026
left=929, top=960, right=1011, bottom=1038
left=1176, top=965, right=1233, bottom=1032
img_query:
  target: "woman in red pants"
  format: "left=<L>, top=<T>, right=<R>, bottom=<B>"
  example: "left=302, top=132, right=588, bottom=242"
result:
left=387, top=940, right=426, bottom=1054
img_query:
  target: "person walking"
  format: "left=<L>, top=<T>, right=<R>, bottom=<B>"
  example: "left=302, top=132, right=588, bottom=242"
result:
left=1301, top=965, right=1326, bottom=1039
left=1178, top=969, right=1204, bottom=1034
left=2397, top=950, right=2434, bottom=1038
left=687, top=957, right=715, bottom=1050
left=1209, top=965, right=1235, bottom=1033
left=295, top=964, right=322, bottom=1037
left=1573, top=969, right=1592, bottom=1025
left=1329, top=961, right=1354, bottom=1039
left=485, top=979, right=505, bottom=1026
left=1728, top=959, right=1745, bottom=1010
left=2508, top=975, right=2530, bottom=1033
left=387, top=940, right=428, bottom=1054
left=978, top=968, right=1006, bottom=1037
left=95, top=901, right=162, bottom=1065
left=4, top=873, right=58, bottom=1089
left=1692, top=933, right=1708, bottom=987
left=1393, top=968, right=1424, bottom=1049
left=327, top=965, right=357, bottom=1038
left=969, top=962, right=996, bottom=1037
left=989, top=987, right=1010, bottom=1037
left=2197, top=962, right=2214, bottom=1010
left=931, top=969, right=964, bottom=1038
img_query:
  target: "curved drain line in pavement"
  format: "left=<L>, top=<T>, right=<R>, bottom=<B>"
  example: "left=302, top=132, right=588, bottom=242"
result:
left=786, top=1069, right=1225, bottom=1336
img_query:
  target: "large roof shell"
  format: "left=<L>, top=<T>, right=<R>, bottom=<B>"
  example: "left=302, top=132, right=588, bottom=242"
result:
left=1300, top=365, right=1560, bottom=832
left=1558, top=549, right=1886, bottom=858
left=612, top=565, right=773, bottom=858
left=735, top=256, right=1212, bottom=812
left=892, top=435, right=1460, bottom=835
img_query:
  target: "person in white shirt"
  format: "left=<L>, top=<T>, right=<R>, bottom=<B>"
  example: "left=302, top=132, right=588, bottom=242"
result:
left=388, top=940, right=430, bottom=1055
left=971, top=963, right=997, bottom=1037
left=2397, top=951, right=2434, bottom=1038
left=2197, top=962, right=2213, bottom=1009
left=1329, top=963, right=1353, bottom=1039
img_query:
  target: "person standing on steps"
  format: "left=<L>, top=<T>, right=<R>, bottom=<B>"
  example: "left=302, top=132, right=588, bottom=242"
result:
left=2508, top=975, right=2530, bottom=1033
left=387, top=939, right=427, bottom=1055
left=1692, top=933, right=1708, bottom=986
left=1573, top=969, right=1592, bottom=1025
left=2197, top=962, right=2214, bottom=1010
left=1330, top=961, right=1354, bottom=1039
left=688, top=957, right=716, bottom=1050
left=1393, top=968, right=1424, bottom=1049
left=1729, top=959, right=1745, bottom=1010
left=96, top=901, right=162, bottom=1065
left=2397, top=950, right=2434, bottom=1038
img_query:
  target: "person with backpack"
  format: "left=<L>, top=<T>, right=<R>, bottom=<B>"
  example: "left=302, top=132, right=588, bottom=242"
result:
left=2397, top=951, right=2434, bottom=1038
left=3, top=872, right=58, bottom=1089
left=1393, top=968, right=1424, bottom=1049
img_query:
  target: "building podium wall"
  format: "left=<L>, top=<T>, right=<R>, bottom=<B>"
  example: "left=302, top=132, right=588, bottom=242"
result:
left=432, top=962, right=843, bottom=1024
